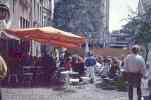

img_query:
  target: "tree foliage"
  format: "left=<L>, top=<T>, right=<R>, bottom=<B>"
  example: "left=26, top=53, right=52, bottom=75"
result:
left=121, top=9, right=151, bottom=63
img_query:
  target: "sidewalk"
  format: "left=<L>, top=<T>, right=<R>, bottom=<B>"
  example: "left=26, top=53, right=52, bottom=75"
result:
left=2, top=84, right=128, bottom=100
left=1, top=76, right=149, bottom=100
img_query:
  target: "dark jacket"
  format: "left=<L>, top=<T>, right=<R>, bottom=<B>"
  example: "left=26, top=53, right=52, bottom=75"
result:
left=85, top=56, right=96, bottom=67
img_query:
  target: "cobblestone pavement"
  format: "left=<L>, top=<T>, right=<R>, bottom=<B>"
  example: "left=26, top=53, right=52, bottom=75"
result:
left=1, top=79, right=149, bottom=100
left=1, top=83, right=128, bottom=100
left=2, top=86, right=127, bottom=100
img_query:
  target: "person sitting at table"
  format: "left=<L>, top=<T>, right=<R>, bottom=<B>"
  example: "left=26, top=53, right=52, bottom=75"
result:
left=72, top=55, right=85, bottom=75
left=72, top=55, right=79, bottom=72
left=77, top=56, right=85, bottom=75
left=39, top=53, right=56, bottom=84
left=64, top=56, right=72, bottom=71
left=109, top=57, right=119, bottom=79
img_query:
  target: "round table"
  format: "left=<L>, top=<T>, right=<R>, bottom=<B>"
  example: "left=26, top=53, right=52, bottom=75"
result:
left=61, top=70, right=79, bottom=87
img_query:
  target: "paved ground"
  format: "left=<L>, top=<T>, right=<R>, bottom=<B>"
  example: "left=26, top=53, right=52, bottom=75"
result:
left=1, top=78, right=149, bottom=100
left=2, top=84, right=128, bottom=100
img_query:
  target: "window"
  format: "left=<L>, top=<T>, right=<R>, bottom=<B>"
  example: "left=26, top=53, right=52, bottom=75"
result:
left=33, top=0, right=36, bottom=17
left=20, top=17, right=22, bottom=28
left=12, top=0, right=14, bottom=13
left=116, top=37, right=126, bottom=41
left=37, top=4, right=40, bottom=20
left=20, top=17, right=30, bottom=28
left=23, top=18, right=26, bottom=28
left=12, top=0, right=17, bottom=13
left=26, top=20, right=30, bottom=28
left=40, top=6, right=42, bottom=25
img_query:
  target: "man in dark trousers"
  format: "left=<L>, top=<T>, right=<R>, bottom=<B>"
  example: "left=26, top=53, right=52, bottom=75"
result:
left=124, top=45, right=145, bottom=100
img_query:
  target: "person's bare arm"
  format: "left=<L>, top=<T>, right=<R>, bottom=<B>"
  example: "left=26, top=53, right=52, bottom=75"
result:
left=0, top=56, right=7, bottom=79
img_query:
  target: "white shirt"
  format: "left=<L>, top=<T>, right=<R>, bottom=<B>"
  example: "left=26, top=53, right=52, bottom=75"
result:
left=124, top=54, right=145, bottom=76
left=101, top=63, right=111, bottom=75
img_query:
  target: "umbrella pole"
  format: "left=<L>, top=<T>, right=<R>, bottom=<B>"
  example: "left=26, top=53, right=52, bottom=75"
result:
left=85, top=39, right=89, bottom=59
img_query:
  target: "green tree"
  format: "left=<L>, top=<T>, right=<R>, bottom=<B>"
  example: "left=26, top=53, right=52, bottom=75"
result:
left=122, top=10, right=151, bottom=63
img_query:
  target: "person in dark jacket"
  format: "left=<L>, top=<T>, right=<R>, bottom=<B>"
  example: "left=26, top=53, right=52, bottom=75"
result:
left=85, top=52, right=96, bottom=83
left=64, top=56, right=72, bottom=71
left=72, top=55, right=85, bottom=75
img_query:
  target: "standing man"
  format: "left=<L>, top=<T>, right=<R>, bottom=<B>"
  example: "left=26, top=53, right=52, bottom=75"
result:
left=124, top=45, right=145, bottom=100
left=85, top=52, right=96, bottom=83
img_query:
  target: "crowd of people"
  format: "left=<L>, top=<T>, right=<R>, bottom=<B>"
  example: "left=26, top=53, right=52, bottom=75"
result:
left=0, top=44, right=151, bottom=100
left=58, top=51, right=85, bottom=76
left=57, top=50, right=125, bottom=84
left=57, top=45, right=151, bottom=100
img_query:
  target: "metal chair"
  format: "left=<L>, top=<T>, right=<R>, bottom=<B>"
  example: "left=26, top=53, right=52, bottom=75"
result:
left=8, top=73, right=19, bottom=84
left=22, top=66, right=34, bottom=87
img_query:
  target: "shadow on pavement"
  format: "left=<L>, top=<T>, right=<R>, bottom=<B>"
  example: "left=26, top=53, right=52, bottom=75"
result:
left=63, top=89, right=76, bottom=93
left=95, top=81, right=127, bottom=92
left=51, top=85, right=77, bottom=93
left=1, top=80, right=65, bottom=89
left=95, top=82, right=116, bottom=90
left=52, top=86, right=66, bottom=91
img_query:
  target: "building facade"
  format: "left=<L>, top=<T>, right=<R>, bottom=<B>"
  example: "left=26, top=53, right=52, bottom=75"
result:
left=0, top=0, right=51, bottom=57
left=109, top=31, right=131, bottom=48
left=2, top=0, right=51, bottom=28
left=53, top=0, right=110, bottom=47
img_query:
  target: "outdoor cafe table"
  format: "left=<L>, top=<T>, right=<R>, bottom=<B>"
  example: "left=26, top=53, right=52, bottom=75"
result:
left=61, top=70, right=79, bottom=87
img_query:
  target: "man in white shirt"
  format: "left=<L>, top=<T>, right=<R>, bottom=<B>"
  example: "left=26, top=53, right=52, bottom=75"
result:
left=124, top=45, right=145, bottom=100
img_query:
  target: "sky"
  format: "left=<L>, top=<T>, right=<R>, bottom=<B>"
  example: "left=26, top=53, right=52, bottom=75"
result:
left=109, top=0, right=139, bottom=32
